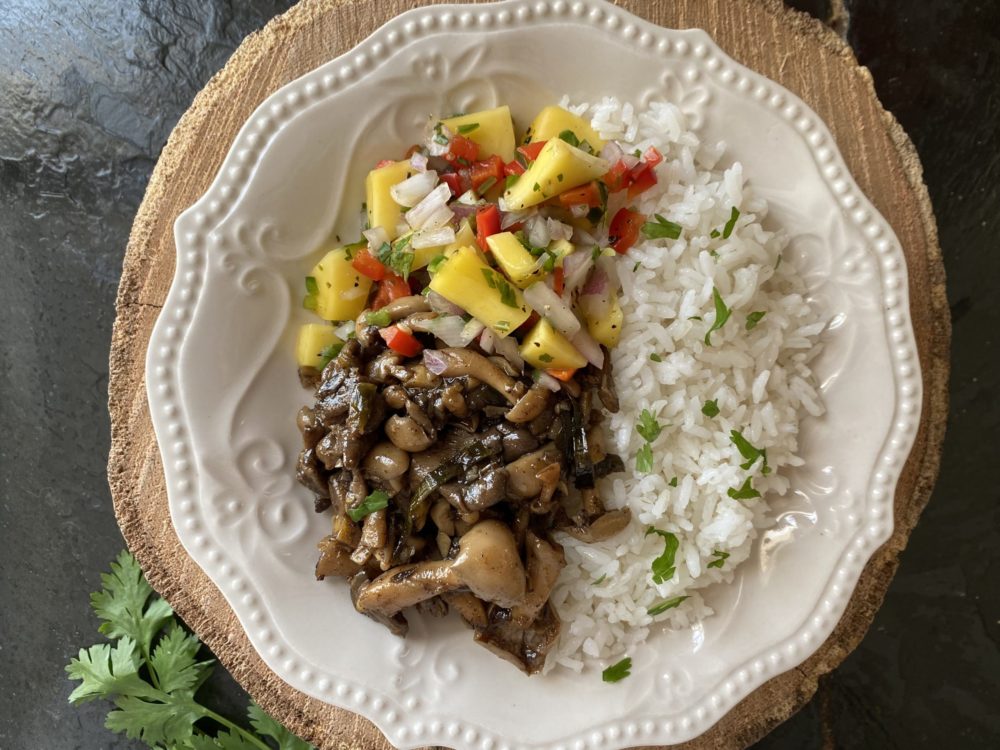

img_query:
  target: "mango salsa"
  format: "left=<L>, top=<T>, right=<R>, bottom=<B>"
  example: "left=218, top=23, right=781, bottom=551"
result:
left=524, top=105, right=606, bottom=152
left=296, top=324, right=341, bottom=369
left=487, top=233, right=577, bottom=289
left=365, top=160, right=413, bottom=239
left=428, top=246, right=532, bottom=337
left=441, top=106, right=517, bottom=161
left=310, top=245, right=373, bottom=321
left=586, top=298, right=624, bottom=348
left=502, top=139, right=609, bottom=210
left=519, top=318, right=587, bottom=370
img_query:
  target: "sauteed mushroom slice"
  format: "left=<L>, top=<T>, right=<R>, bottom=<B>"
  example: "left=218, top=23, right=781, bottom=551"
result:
left=315, top=536, right=361, bottom=580
left=505, top=385, right=551, bottom=424
left=423, top=348, right=522, bottom=404
left=560, top=507, right=633, bottom=543
left=474, top=601, right=561, bottom=675
left=506, top=443, right=563, bottom=500
left=349, top=572, right=408, bottom=637
left=510, top=533, right=565, bottom=626
left=354, top=521, right=526, bottom=618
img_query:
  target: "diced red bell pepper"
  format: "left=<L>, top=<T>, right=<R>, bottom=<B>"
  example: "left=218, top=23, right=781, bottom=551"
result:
left=608, top=208, right=645, bottom=254
left=380, top=325, right=423, bottom=357
left=558, top=181, right=602, bottom=208
left=545, top=367, right=577, bottom=382
left=602, top=160, right=630, bottom=192
left=516, top=310, right=541, bottom=334
left=440, top=172, right=464, bottom=196
left=374, top=158, right=395, bottom=169
left=476, top=204, right=501, bottom=252
left=351, top=248, right=388, bottom=281
left=370, top=272, right=412, bottom=309
left=504, top=159, right=526, bottom=176
left=626, top=164, right=658, bottom=200
left=552, top=267, right=565, bottom=296
left=517, top=140, right=547, bottom=163
left=470, top=155, right=505, bottom=191
left=445, top=134, right=479, bottom=164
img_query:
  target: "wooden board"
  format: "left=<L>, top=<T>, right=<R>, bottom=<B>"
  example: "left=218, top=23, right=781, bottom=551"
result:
left=107, top=1, right=950, bottom=748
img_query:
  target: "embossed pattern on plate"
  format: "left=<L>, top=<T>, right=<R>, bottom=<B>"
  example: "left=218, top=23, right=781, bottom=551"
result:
left=146, top=2, right=922, bottom=748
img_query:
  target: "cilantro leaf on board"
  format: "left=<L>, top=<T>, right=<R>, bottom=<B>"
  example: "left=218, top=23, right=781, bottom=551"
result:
left=89, top=551, right=174, bottom=653
left=248, top=702, right=316, bottom=750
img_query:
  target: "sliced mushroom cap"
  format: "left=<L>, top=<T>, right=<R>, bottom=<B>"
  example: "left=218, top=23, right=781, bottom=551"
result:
left=381, top=295, right=431, bottom=320
left=362, top=441, right=411, bottom=482
left=510, top=533, right=565, bottom=626
left=385, top=414, right=435, bottom=452
left=505, top=385, right=551, bottom=424
left=424, top=348, right=522, bottom=404
left=447, top=463, right=508, bottom=513
left=506, top=443, right=563, bottom=500
left=350, top=571, right=408, bottom=636
left=315, top=536, right=361, bottom=580
left=560, top=507, right=633, bottom=543
left=474, top=601, right=561, bottom=675
left=354, top=520, right=526, bottom=617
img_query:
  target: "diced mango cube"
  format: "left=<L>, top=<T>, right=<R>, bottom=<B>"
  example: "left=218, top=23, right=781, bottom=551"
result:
left=296, top=324, right=342, bottom=369
left=310, top=246, right=373, bottom=321
left=520, top=317, right=587, bottom=370
left=502, top=139, right=609, bottom=210
left=441, top=105, right=517, bottom=161
left=365, top=160, right=413, bottom=239
left=586, top=298, right=624, bottom=348
left=524, top=105, right=605, bottom=151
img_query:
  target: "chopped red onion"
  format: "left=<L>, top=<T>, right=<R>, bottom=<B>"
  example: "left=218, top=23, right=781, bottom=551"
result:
left=562, top=248, right=595, bottom=296
left=409, top=151, right=429, bottom=172
left=423, top=349, right=448, bottom=375
left=450, top=202, right=478, bottom=220
left=527, top=215, right=550, bottom=248
left=582, top=266, right=608, bottom=295
left=535, top=371, right=561, bottom=392
left=523, top=282, right=581, bottom=336
left=411, top=315, right=479, bottom=347
left=501, top=207, right=535, bottom=230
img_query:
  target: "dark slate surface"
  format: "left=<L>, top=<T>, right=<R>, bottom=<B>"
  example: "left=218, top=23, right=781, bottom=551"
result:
left=0, top=1, right=995, bottom=747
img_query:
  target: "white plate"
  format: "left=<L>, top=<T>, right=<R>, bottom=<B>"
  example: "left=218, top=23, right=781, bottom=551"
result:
left=147, top=2, right=921, bottom=748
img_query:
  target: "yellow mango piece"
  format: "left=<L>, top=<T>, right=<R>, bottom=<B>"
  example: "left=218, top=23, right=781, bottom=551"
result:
left=442, top=218, right=475, bottom=255
left=486, top=232, right=537, bottom=288
left=520, top=318, right=587, bottom=370
left=296, top=324, right=341, bottom=369
left=524, top=105, right=605, bottom=151
left=441, top=106, right=517, bottom=161
left=310, top=246, right=373, bottom=322
left=365, top=160, right=413, bottom=240
left=502, top=139, right=609, bottom=210
left=586, top=298, right=624, bottom=348
left=428, top=247, right=532, bottom=337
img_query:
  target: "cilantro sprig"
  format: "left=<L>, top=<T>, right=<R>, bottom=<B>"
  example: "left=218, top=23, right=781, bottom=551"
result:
left=646, top=527, right=680, bottom=585
left=602, top=657, right=632, bottom=683
left=67, top=551, right=316, bottom=750
left=704, top=287, right=731, bottom=346
left=641, top=214, right=682, bottom=240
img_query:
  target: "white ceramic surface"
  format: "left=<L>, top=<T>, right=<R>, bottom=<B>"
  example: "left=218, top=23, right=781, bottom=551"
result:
left=146, top=2, right=922, bottom=748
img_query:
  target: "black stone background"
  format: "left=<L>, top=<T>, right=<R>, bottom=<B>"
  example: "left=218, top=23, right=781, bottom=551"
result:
left=1, top=0, right=996, bottom=747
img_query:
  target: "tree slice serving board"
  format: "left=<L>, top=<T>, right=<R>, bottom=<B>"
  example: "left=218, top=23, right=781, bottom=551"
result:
left=107, top=0, right=949, bottom=747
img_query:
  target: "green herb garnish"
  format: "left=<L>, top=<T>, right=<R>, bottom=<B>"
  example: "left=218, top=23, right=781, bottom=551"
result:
left=504, top=174, right=520, bottom=189
left=591, top=246, right=602, bottom=262
left=710, top=229, right=720, bottom=239
left=477, top=176, right=497, bottom=194
left=707, top=550, right=730, bottom=569
left=702, top=399, right=720, bottom=418
left=532, top=182, right=541, bottom=192
left=729, top=430, right=768, bottom=472
left=635, top=443, right=653, bottom=473
left=641, top=214, right=682, bottom=240
left=457, top=122, right=480, bottom=134
left=646, top=527, right=679, bottom=584
left=497, top=277, right=518, bottom=308
left=375, top=237, right=414, bottom=280
left=347, top=490, right=390, bottom=522
left=432, top=123, right=449, bottom=146
left=317, top=342, right=343, bottom=370
left=481, top=267, right=497, bottom=289
left=722, top=206, right=740, bottom=239
left=66, top=551, right=316, bottom=750
left=594, top=573, right=607, bottom=585
left=304, top=276, right=318, bottom=295
left=494, top=320, right=511, bottom=333
left=703, top=287, right=731, bottom=345
left=647, top=595, right=690, bottom=616
left=636, top=409, right=662, bottom=442
left=669, top=476, right=678, bottom=487
left=364, top=310, right=391, bottom=327
left=633, top=261, right=641, bottom=272
left=727, top=478, right=760, bottom=500
left=427, top=255, right=448, bottom=274
left=538, top=353, right=553, bottom=363
left=649, top=353, right=662, bottom=363
left=302, top=295, right=318, bottom=311
left=602, top=657, right=632, bottom=683
left=745, top=311, right=767, bottom=330
left=558, top=129, right=581, bottom=147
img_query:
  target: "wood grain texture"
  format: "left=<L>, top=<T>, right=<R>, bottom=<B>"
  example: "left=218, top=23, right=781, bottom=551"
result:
left=107, top=1, right=949, bottom=748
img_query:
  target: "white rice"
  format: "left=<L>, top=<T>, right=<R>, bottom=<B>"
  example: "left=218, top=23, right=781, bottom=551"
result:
left=547, top=97, right=826, bottom=672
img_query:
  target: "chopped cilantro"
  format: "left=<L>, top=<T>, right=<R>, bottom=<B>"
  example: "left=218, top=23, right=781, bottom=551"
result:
left=304, top=276, right=318, bottom=295
left=688, top=315, right=702, bottom=321
left=649, top=353, right=662, bottom=363
left=703, top=287, right=731, bottom=346
left=457, top=122, right=480, bottom=134
left=602, top=657, right=632, bottom=683
left=641, top=214, right=682, bottom=240
left=432, top=123, right=449, bottom=145
left=669, top=476, right=678, bottom=487
left=347, top=490, right=390, bottom=522
left=558, top=129, right=581, bottom=147
left=427, top=255, right=447, bottom=274
left=702, top=399, right=720, bottom=418
left=594, top=573, right=607, bottom=585
left=505, top=174, right=520, bottom=189
left=364, top=310, right=391, bottom=327
left=635, top=443, right=653, bottom=473
left=633, top=261, right=641, bottom=272
left=727, top=478, right=760, bottom=500
left=647, top=595, right=689, bottom=616
left=722, top=206, right=740, bottom=239
left=636, top=409, right=662, bottom=442
left=646, top=527, right=679, bottom=584
left=729, top=430, right=768, bottom=473
left=745, top=311, right=767, bottom=330
left=532, top=182, right=541, bottom=192
left=302, top=295, right=318, bottom=311
left=710, top=229, right=721, bottom=239
left=591, top=246, right=602, bottom=261
left=538, top=353, right=553, bottom=363
left=374, top=237, right=414, bottom=280
left=707, top=550, right=730, bottom=569
left=497, top=277, right=518, bottom=308
left=481, top=267, right=497, bottom=289
left=317, top=342, right=343, bottom=369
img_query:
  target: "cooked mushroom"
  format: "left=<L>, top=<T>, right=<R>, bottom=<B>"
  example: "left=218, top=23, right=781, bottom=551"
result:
left=441, top=592, right=488, bottom=629
left=510, top=533, right=565, bottom=626
left=474, top=601, right=561, bottom=674
left=560, top=507, right=633, bottom=542
left=315, top=536, right=361, bottom=579
left=445, top=462, right=509, bottom=513
left=506, top=443, right=563, bottom=500
left=424, top=348, right=522, bottom=404
left=350, top=571, right=408, bottom=636
left=381, top=295, right=431, bottom=320
left=385, top=414, right=435, bottom=452
left=362, top=441, right=411, bottom=483
left=354, top=521, right=526, bottom=618
left=505, top=385, right=551, bottom=424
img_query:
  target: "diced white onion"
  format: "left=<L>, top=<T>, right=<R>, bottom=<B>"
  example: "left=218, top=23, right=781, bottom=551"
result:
left=493, top=332, right=524, bottom=371
left=571, top=226, right=598, bottom=247
left=527, top=215, right=550, bottom=248
left=501, top=207, right=535, bottom=230
left=410, top=314, right=480, bottom=347
left=535, top=371, right=561, bottom=392
left=562, top=247, right=595, bottom=296
left=570, top=328, right=604, bottom=368
left=390, top=170, right=438, bottom=208
left=456, top=189, right=479, bottom=206
left=600, top=141, right=624, bottom=163
left=406, top=183, right=452, bottom=230
left=523, top=282, right=581, bottom=336
left=425, top=122, right=453, bottom=156
left=411, top=225, right=455, bottom=249
left=622, top=152, right=640, bottom=169
left=461, top=318, right=485, bottom=345
left=570, top=203, right=589, bottom=219
left=479, top=328, right=496, bottom=354
left=546, top=218, right=574, bottom=241
left=362, top=226, right=389, bottom=250
left=410, top=151, right=428, bottom=172
left=333, top=320, right=356, bottom=339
